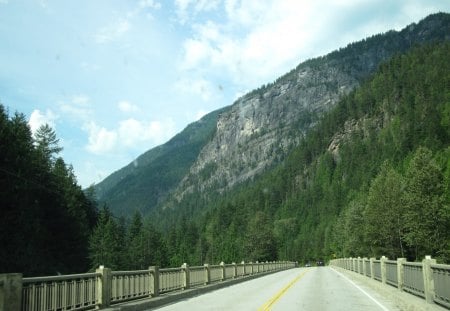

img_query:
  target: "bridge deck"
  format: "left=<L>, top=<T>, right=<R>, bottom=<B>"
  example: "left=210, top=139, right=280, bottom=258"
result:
left=151, top=267, right=447, bottom=311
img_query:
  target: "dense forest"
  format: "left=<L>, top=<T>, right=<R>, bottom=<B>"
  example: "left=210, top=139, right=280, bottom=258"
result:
left=146, top=42, right=450, bottom=266
left=0, top=109, right=98, bottom=276
left=0, top=108, right=170, bottom=275
left=1, top=42, right=449, bottom=276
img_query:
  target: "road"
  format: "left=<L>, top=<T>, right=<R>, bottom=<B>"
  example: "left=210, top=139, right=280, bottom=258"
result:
left=152, top=267, right=401, bottom=310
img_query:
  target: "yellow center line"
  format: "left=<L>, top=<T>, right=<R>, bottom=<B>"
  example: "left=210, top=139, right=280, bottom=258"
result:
left=257, top=269, right=310, bottom=311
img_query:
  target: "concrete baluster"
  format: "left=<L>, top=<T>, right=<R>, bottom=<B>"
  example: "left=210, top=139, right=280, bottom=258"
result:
left=396, top=258, right=406, bottom=291
left=422, top=256, right=436, bottom=304
left=220, top=262, right=225, bottom=281
left=362, top=258, right=367, bottom=276
left=203, top=264, right=210, bottom=285
left=182, top=263, right=190, bottom=290
left=381, top=256, right=387, bottom=284
left=149, top=266, right=159, bottom=297
left=96, top=266, right=111, bottom=308
left=0, top=273, right=22, bottom=311
left=369, top=257, right=375, bottom=279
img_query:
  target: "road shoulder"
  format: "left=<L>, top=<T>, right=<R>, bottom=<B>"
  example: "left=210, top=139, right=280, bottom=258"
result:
left=331, top=266, right=447, bottom=311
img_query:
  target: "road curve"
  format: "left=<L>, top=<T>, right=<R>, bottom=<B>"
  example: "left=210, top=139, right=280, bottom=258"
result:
left=152, top=267, right=401, bottom=311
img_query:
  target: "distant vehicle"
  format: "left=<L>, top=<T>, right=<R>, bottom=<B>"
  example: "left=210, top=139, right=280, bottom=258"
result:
left=305, top=262, right=311, bottom=267
left=316, top=260, right=324, bottom=266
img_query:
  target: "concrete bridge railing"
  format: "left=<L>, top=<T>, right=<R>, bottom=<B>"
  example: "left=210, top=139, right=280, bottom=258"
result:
left=330, top=256, right=450, bottom=309
left=1, top=260, right=297, bottom=310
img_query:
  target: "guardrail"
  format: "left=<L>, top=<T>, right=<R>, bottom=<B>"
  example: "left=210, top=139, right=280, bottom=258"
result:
left=330, top=256, right=450, bottom=309
left=1, top=261, right=296, bottom=310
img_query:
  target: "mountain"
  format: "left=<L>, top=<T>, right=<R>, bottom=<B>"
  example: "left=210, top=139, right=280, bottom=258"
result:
left=163, top=13, right=450, bottom=210
left=94, top=107, right=229, bottom=216
left=95, top=13, right=450, bottom=217
left=181, top=41, right=450, bottom=265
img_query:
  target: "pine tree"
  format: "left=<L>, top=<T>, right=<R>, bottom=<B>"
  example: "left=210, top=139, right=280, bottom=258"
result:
left=402, top=147, right=448, bottom=260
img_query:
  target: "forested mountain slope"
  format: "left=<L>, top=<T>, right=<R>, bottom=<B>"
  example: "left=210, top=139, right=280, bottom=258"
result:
left=169, top=13, right=450, bottom=210
left=95, top=13, right=450, bottom=217
left=154, top=42, right=449, bottom=266
left=87, top=15, right=450, bottom=270
left=94, top=107, right=228, bottom=216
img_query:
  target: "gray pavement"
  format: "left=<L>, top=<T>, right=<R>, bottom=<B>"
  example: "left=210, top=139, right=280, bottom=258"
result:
left=151, top=267, right=403, bottom=310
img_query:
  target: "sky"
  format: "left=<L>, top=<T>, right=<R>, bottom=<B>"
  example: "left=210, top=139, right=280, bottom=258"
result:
left=1, top=0, right=449, bottom=188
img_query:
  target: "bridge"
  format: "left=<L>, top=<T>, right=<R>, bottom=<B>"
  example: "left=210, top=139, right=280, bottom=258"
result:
left=1, top=257, right=449, bottom=310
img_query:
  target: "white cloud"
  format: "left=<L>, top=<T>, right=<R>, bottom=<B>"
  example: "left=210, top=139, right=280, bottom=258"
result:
left=83, top=122, right=118, bottom=154
left=28, top=109, right=58, bottom=135
left=77, top=161, right=109, bottom=188
left=179, top=0, right=445, bottom=92
left=178, top=0, right=322, bottom=89
left=60, top=95, right=93, bottom=121
left=139, top=0, right=161, bottom=9
left=118, top=100, right=140, bottom=113
left=83, top=118, right=176, bottom=154
left=175, top=0, right=221, bottom=23
left=94, top=19, right=131, bottom=44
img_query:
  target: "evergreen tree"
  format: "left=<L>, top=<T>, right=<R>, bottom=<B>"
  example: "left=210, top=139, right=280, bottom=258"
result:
left=89, top=207, right=123, bottom=270
left=364, top=163, right=405, bottom=258
left=34, top=123, right=63, bottom=164
left=402, top=147, right=448, bottom=261
left=245, top=211, right=277, bottom=261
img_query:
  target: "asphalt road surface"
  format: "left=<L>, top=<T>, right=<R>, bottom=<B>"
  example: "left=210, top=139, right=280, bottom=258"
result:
left=152, top=267, right=402, bottom=310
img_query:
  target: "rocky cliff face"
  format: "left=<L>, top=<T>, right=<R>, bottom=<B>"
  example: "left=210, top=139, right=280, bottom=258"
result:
left=168, top=13, right=450, bottom=205
left=93, top=13, right=450, bottom=215
left=176, top=64, right=358, bottom=198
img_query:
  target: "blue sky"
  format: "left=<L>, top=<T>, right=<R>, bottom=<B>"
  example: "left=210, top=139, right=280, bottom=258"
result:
left=1, top=0, right=449, bottom=187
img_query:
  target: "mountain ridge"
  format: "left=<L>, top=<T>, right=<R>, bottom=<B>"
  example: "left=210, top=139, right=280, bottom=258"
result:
left=95, top=12, right=450, bottom=217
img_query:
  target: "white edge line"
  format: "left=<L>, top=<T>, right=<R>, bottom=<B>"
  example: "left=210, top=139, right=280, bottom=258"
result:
left=330, top=267, right=390, bottom=311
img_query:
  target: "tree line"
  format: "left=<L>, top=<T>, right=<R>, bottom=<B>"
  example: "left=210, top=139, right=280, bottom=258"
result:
left=146, top=42, right=450, bottom=265
left=0, top=109, right=97, bottom=276
left=1, top=42, right=449, bottom=276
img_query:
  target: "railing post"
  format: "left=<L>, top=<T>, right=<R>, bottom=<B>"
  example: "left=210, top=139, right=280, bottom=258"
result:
left=255, top=261, right=259, bottom=274
left=396, top=258, right=406, bottom=291
left=381, top=256, right=387, bottom=284
left=370, top=257, right=375, bottom=279
left=149, top=266, right=159, bottom=297
left=96, top=266, right=111, bottom=308
left=220, top=262, right=225, bottom=281
left=422, top=256, right=436, bottom=304
left=0, top=273, right=22, bottom=311
left=203, top=264, right=210, bottom=285
left=362, top=258, right=367, bottom=276
left=357, top=257, right=361, bottom=274
left=232, top=262, right=237, bottom=278
left=250, top=262, right=254, bottom=275
left=182, top=263, right=190, bottom=290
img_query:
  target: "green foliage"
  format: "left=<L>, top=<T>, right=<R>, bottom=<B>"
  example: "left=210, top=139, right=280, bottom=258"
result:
left=34, top=124, right=63, bottom=164
left=364, top=163, right=405, bottom=258
left=0, top=108, right=98, bottom=275
left=88, top=209, right=168, bottom=270
left=402, top=147, right=449, bottom=260
left=147, top=42, right=450, bottom=265
left=88, top=207, right=124, bottom=270
left=94, top=107, right=229, bottom=217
